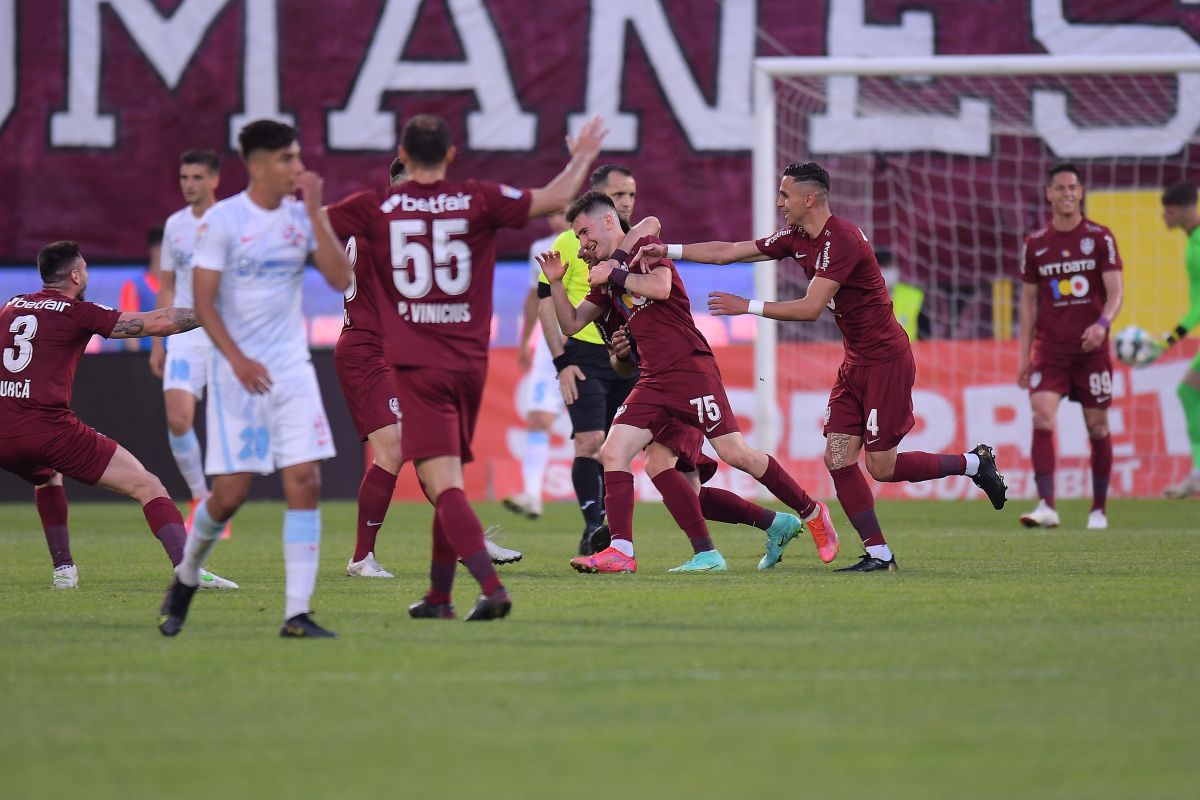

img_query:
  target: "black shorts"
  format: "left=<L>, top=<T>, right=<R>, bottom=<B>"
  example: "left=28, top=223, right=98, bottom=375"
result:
left=562, top=339, right=639, bottom=436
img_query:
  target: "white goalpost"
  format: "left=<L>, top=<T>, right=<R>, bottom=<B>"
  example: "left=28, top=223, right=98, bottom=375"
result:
left=750, top=54, right=1200, bottom=497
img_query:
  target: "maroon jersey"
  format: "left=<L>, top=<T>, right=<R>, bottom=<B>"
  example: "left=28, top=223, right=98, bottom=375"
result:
left=756, top=215, right=909, bottom=366
left=584, top=236, right=713, bottom=381
left=327, top=178, right=533, bottom=370
left=0, top=290, right=120, bottom=436
left=1021, top=218, right=1122, bottom=356
left=337, top=234, right=385, bottom=358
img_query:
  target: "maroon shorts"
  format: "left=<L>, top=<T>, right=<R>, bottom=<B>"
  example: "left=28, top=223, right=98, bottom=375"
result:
left=614, top=364, right=740, bottom=459
left=0, top=416, right=118, bottom=486
left=334, top=351, right=401, bottom=441
left=1029, top=347, right=1114, bottom=408
left=393, top=366, right=485, bottom=464
left=825, top=350, right=916, bottom=452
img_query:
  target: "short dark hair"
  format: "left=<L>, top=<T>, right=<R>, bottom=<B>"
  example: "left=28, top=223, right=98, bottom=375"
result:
left=782, top=162, right=830, bottom=194
left=590, top=164, right=634, bottom=189
left=1162, top=181, right=1197, bottom=208
left=566, top=190, right=617, bottom=224
left=237, top=120, right=298, bottom=160
left=389, top=157, right=406, bottom=183
left=1047, top=163, right=1081, bottom=185
left=401, top=115, right=451, bottom=168
left=37, top=241, right=83, bottom=284
left=180, top=149, right=220, bottom=173
left=146, top=228, right=163, bottom=247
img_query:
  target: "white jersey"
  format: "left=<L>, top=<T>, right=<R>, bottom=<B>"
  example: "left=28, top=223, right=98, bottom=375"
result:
left=162, top=205, right=205, bottom=309
left=193, top=191, right=316, bottom=374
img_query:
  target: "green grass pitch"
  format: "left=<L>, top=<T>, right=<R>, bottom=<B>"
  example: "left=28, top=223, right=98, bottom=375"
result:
left=1, top=497, right=1197, bottom=799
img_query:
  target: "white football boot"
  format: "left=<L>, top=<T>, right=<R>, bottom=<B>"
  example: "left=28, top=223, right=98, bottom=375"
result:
left=197, top=568, right=239, bottom=589
left=51, top=564, right=78, bottom=590
left=501, top=493, right=542, bottom=520
left=484, top=525, right=523, bottom=565
left=1086, top=509, right=1108, bottom=530
left=346, top=552, right=394, bottom=578
left=1163, top=473, right=1200, bottom=499
left=1019, top=500, right=1060, bottom=529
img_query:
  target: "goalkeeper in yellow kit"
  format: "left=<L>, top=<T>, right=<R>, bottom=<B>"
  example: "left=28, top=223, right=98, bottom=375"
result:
left=1150, top=182, right=1200, bottom=497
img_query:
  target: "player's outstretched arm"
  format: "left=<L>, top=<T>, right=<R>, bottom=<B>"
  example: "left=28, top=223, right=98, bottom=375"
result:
left=635, top=239, right=767, bottom=267
left=109, top=307, right=200, bottom=338
left=296, top=171, right=352, bottom=292
left=527, top=116, right=608, bottom=218
left=708, top=276, right=839, bottom=321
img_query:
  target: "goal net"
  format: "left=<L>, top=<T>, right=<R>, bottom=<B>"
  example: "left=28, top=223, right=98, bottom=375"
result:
left=751, top=55, right=1200, bottom=500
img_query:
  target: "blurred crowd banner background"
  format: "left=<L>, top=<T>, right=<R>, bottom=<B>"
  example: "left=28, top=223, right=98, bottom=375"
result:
left=2, top=1, right=1198, bottom=499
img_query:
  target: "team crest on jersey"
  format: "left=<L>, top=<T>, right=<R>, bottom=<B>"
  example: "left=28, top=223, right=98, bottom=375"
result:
left=282, top=224, right=305, bottom=248
left=389, top=398, right=401, bottom=419
left=1080, top=237, right=1094, bottom=256
left=614, top=404, right=627, bottom=420
left=1030, top=372, right=1042, bottom=389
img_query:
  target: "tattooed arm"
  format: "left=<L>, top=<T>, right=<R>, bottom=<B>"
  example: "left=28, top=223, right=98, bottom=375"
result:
left=108, top=307, right=200, bottom=339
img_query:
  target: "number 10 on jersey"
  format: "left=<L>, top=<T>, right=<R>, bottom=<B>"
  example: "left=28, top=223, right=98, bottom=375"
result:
left=390, top=218, right=471, bottom=299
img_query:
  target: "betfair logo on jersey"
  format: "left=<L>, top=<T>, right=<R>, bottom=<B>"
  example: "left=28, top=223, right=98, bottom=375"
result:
left=1050, top=274, right=1090, bottom=300
left=380, top=193, right=472, bottom=214
left=1037, top=258, right=1096, bottom=277
left=816, top=238, right=832, bottom=271
left=9, top=297, right=68, bottom=312
left=763, top=228, right=791, bottom=247
left=397, top=301, right=471, bottom=323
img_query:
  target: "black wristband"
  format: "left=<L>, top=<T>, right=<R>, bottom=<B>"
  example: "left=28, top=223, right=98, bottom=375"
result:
left=552, top=353, right=571, bottom=374
left=536, top=282, right=551, bottom=299
left=609, top=268, right=628, bottom=289
left=1166, top=325, right=1188, bottom=347
left=610, top=249, right=629, bottom=265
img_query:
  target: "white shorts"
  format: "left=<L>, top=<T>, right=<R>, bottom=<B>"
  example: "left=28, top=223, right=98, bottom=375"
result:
left=204, top=361, right=336, bottom=476
left=162, top=328, right=211, bottom=398
left=527, top=338, right=563, bottom=415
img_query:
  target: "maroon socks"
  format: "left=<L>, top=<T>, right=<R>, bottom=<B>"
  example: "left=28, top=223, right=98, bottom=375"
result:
left=354, top=463, right=397, bottom=562
left=651, top=470, right=714, bottom=553
left=1032, top=428, right=1056, bottom=507
left=604, top=470, right=635, bottom=544
left=829, top=463, right=886, bottom=548
left=1091, top=434, right=1112, bottom=512
left=890, top=452, right=966, bottom=482
left=142, top=496, right=186, bottom=566
left=36, top=485, right=73, bottom=568
left=698, top=487, right=776, bottom=530
left=434, top=488, right=501, bottom=596
left=758, top=456, right=817, bottom=518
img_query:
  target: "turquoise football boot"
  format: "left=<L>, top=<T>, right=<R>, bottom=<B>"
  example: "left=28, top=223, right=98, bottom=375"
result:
left=668, top=550, right=728, bottom=573
left=758, top=512, right=802, bottom=570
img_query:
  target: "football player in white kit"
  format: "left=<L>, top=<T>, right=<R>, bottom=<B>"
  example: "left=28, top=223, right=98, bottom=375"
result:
left=158, top=120, right=352, bottom=639
left=504, top=211, right=569, bottom=519
left=150, top=151, right=237, bottom=559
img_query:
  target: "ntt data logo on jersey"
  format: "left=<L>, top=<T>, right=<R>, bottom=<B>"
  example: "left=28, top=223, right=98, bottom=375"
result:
left=1051, top=274, right=1090, bottom=300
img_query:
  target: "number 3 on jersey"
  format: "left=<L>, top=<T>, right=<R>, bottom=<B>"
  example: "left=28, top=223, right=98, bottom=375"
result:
left=390, top=218, right=471, bottom=298
left=3, top=314, right=38, bottom=372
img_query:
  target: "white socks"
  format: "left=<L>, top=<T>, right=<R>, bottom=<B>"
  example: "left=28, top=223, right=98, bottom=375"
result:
left=609, top=538, right=635, bottom=557
left=866, top=543, right=893, bottom=562
left=177, top=500, right=223, bottom=587
left=168, top=429, right=208, bottom=499
left=963, top=452, right=981, bottom=477
left=283, top=509, right=321, bottom=621
left=522, top=430, right=550, bottom=501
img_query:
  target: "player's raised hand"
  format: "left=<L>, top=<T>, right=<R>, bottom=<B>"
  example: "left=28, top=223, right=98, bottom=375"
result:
left=232, top=354, right=273, bottom=395
left=631, top=242, right=667, bottom=269
left=708, top=291, right=750, bottom=316
left=536, top=250, right=567, bottom=283
left=566, top=116, right=608, bottom=160
left=293, top=171, right=324, bottom=210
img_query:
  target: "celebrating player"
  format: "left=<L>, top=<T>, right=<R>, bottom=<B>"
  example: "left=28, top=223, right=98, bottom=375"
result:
left=1147, top=182, right=1200, bottom=498
left=503, top=207, right=571, bottom=521
left=541, top=191, right=837, bottom=573
left=148, top=149, right=235, bottom=550
left=158, top=120, right=352, bottom=638
left=1015, top=164, right=1124, bottom=529
left=641, top=161, right=1007, bottom=571
left=326, top=114, right=607, bottom=621
left=535, top=165, right=643, bottom=556
left=1, top=241, right=226, bottom=590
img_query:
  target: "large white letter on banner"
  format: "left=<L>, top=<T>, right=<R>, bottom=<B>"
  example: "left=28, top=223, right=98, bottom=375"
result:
left=0, top=0, right=13, bottom=131
left=568, top=0, right=755, bottom=151
left=328, top=0, right=535, bottom=151
left=809, top=0, right=990, bottom=156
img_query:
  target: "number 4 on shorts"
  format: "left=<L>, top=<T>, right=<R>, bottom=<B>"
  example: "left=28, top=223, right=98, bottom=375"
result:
left=866, top=408, right=879, bottom=438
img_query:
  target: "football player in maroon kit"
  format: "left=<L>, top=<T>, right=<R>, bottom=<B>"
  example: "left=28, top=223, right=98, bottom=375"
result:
left=326, top=114, right=607, bottom=621
left=1016, top=163, right=1124, bottom=530
left=640, top=162, right=1008, bottom=572
left=541, top=191, right=838, bottom=573
left=0, top=241, right=218, bottom=589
